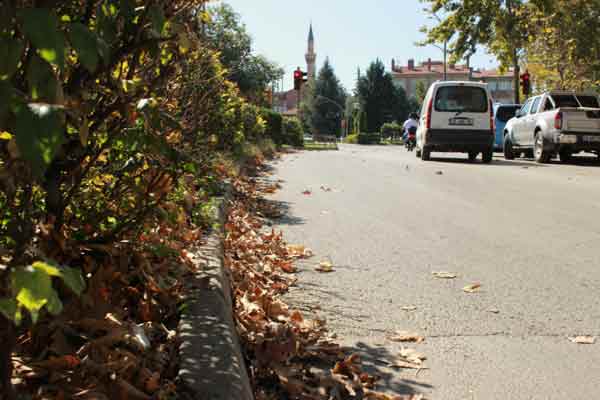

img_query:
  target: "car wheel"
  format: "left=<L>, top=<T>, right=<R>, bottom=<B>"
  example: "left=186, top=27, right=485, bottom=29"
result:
left=421, top=146, right=431, bottom=161
left=534, top=134, right=551, bottom=163
left=468, top=152, right=478, bottom=162
left=503, top=137, right=515, bottom=160
left=482, top=150, right=493, bottom=163
left=559, top=150, right=572, bottom=163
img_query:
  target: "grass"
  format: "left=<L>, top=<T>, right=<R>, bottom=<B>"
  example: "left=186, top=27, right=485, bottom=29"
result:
left=303, top=142, right=338, bottom=151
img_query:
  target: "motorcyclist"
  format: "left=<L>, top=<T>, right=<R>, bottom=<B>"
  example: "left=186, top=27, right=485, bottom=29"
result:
left=402, top=113, right=419, bottom=142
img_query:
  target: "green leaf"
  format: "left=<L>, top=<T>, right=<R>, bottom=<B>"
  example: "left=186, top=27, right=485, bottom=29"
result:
left=69, top=23, right=99, bottom=72
left=59, top=267, right=86, bottom=296
left=21, top=8, right=65, bottom=70
left=0, top=37, right=24, bottom=80
left=27, top=55, right=59, bottom=101
left=0, top=298, right=18, bottom=323
left=32, top=260, right=85, bottom=295
left=15, top=103, right=64, bottom=177
left=148, top=5, right=166, bottom=37
left=12, top=266, right=55, bottom=324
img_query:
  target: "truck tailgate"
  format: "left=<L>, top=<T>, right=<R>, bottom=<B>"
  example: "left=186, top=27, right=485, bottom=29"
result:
left=564, top=108, right=600, bottom=132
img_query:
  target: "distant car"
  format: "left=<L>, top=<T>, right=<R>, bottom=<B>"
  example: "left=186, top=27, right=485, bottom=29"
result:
left=493, top=103, right=521, bottom=151
left=503, top=91, right=600, bottom=163
left=416, top=81, right=495, bottom=163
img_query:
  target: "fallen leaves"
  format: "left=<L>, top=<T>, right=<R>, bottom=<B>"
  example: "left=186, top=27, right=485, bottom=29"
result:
left=568, top=336, right=596, bottom=344
left=387, top=331, right=425, bottom=343
left=315, top=260, right=335, bottom=273
left=432, top=271, right=457, bottom=279
left=225, top=174, right=405, bottom=399
left=400, top=306, right=418, bottom=312
left=462, top=283, right=482, bottom=293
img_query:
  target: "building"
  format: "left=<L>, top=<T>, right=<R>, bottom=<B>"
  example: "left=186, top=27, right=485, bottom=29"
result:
left=272, top=24, right=316, bottom=115
left=391, top=58, right=515, bottom=104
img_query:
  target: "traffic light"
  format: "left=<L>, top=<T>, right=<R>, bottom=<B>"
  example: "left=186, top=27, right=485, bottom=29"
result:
left=520, top=70, right=531, bottom=96
left=294, top=68, right=302, bottom=90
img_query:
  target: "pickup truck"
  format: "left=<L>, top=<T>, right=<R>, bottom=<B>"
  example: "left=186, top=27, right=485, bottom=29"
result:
left=503, top=91, right=600, bottom=163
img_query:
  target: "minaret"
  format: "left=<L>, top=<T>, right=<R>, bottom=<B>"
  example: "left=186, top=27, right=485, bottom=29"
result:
left=305, top=23, right=316, bottom=81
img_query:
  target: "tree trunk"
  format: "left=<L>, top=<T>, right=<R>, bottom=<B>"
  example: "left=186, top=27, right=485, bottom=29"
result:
left=513, top=48, right=520, bottom=104
left=0, top=318, right=16, bottom=400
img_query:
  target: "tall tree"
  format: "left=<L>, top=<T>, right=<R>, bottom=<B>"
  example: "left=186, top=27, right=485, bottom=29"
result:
left=420, top=0, right=532, bottom=103
left=526, top=0, right=600, bottom=92
left=205, top=3, right=283, bottom=103
left=308, top=59, right=347, bottom=136
left=356, top=59, right=409, bottom=132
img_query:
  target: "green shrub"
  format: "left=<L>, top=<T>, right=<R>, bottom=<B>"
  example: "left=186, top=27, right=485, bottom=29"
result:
left=381, top=122, right=402, bottom=139
left=344, top=134, right=359, bottom=144
left=283, top=117, right=304, bottom=147
left=261, top=108, right=284, bottom=144
left=358, top=132, right=381, bottom=144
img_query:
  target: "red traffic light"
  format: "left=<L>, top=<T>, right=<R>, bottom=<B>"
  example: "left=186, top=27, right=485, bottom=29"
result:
left=294, top=70, right=302, bottom=79
left=294, top=68, right=304, bottom=90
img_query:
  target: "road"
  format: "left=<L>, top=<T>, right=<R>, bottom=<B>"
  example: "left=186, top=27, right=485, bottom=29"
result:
left=267, top=144, right=600, bottom=400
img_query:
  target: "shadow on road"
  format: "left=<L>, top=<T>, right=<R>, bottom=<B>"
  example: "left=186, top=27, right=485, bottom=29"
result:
left=258, top=198, right=306, bottom=226
left=343, top=341, right=434, bottom=395
left=426, top=156, right=541, bottom=168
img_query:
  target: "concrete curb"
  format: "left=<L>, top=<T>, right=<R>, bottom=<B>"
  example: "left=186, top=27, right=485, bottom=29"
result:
left=178, top=191, right=253, bottom=400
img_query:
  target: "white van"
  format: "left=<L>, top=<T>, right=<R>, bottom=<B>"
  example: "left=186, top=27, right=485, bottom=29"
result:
left=416, top=81, right=495, bottom=163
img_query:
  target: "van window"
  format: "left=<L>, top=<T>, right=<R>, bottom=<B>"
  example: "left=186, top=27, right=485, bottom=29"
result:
left=576, top=95, right=600, bottom=108
left=520, top=99, right=533, bottom=115
left=530, top=97, right=541, bottom=114
left=434, top=86, right=488, bottom=113
left=551, top=94, right=579, bottom=108
left=495, top=106, right=520, bottom=122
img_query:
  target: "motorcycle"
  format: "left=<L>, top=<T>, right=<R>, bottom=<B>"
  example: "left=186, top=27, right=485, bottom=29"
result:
left=405, top=126, right=417, bottom=152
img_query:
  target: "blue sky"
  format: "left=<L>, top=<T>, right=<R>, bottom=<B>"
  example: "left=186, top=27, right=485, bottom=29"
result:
left=220, top=0, right=497, bottom=92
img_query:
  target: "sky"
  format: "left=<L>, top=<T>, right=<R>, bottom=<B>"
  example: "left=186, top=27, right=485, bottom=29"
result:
left=220, top=0, right=497, bottom=92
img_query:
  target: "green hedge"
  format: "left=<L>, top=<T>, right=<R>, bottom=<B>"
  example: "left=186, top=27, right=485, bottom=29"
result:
left=358, top=132, right=381, bottom=145
left=381, top=122, right=402, bottom=139
left=261, top=108, right=284, bottom=145
left=283, top=117, right=304, bottom=147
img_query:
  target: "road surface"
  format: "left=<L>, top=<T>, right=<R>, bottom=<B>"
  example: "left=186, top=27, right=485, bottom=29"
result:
left=268, top=144, right=600, bottom=399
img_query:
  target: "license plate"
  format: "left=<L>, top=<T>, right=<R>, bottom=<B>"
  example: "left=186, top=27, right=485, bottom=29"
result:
left=582, top=135, right=600, bottom=142
left=449, top=117, right=473, bottom=126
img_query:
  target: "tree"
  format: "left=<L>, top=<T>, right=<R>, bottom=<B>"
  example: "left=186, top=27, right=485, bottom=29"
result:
left=415, top=81, right=427, bottom=104
left=308, top=59, right=347, bottom=136
left=205, top=3, right=283, bottom=102
left=526, top=0, right=600, bottom=92
left=356, top=59, right=410, bottom=132
left=420, top=0, right=532, bottom=103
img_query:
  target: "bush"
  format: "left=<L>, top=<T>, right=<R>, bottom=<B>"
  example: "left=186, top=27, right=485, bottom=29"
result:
left=261, top=108, right=284, bottom=145
left=381, top=122, right=402, bottom=139
left=283, top=117, right=304, bottom=147
left=358, top=132, right=381, bottom=144
left=344, top=134, right=359, bottom=144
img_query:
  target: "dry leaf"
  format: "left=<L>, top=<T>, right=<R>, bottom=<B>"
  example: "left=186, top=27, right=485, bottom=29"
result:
left=463, top=283, right=481, bottom=293
left=387, top=331, right=425, bottom=343
left=398, top=348, right=426, bottom=364
left=320, top=185, right=332, bottom=192
left=432, top=271, right=457, bottom=279
left=315, top=260, right=334, bottom=273
left=400, top=306, right=417, bottom=312
left=569, top=336, right=596, bottom=344
left=488, top=308, right=500, bottom=314
left=388, top=360, right=428, bottom=370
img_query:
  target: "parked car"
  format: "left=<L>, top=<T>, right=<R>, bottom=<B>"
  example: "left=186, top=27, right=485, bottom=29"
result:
left=503, top=91, right=600, bottom=163
left=416, top=81, right=494, bottom=163
left=493, top=103, right=521, bottom=151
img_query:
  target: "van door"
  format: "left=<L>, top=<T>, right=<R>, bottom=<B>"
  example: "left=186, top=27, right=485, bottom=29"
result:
left=430, top=85, right=490, bottom=132
left=513, top=99, right=532, bottom=145
left=523, top=96, right=541, bottom=146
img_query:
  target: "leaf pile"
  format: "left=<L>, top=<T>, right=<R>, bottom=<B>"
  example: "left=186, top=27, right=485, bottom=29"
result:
left=9, top=173, right=213, bottom=399
left=225, top=175, right=416, bottom=400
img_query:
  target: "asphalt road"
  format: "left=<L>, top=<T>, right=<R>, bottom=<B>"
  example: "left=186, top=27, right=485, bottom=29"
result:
left=268, top=144, right=600, bottom=400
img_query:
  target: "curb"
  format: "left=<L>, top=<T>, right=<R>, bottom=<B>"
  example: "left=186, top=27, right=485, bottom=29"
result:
left=177, top=191, right=253, bottom=400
